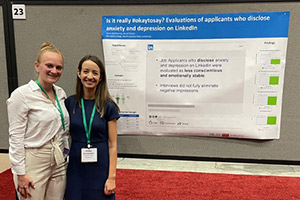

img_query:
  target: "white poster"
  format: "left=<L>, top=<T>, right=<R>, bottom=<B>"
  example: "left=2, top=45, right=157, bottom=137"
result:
left=102, top=11, right=290, bottom=139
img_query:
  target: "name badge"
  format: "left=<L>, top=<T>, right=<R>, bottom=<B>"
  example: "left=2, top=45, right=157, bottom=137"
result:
left=81, top=148, right=97, bottom=163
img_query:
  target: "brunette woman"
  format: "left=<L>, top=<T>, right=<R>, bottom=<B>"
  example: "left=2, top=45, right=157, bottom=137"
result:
left=64, top=55, right=119, bottom=200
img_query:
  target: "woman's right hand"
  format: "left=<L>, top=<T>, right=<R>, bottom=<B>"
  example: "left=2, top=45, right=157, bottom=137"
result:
left=17, top=174, right=35, bottom=198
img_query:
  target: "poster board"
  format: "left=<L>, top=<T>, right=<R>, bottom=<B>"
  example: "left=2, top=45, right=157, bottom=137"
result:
left=102, top=11, right=289, bottom=140
left=9, top=1, right=300, bottom=162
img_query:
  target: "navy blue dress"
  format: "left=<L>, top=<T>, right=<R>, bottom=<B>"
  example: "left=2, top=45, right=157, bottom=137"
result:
left=65, top=96, right=119, bottom=200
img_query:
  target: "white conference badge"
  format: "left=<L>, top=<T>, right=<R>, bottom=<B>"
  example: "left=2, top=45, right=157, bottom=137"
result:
left=81, top=148, right=97, bottom=163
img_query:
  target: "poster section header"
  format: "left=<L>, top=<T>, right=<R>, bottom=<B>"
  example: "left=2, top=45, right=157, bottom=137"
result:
left=102, top=12, right=290, bottom=40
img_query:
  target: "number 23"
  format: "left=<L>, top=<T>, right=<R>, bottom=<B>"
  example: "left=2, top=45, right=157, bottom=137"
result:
left=14, top=8, right=24, bottom=16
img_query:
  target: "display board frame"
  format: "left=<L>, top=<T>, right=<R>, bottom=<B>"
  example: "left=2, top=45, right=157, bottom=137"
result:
left=2, top=0, right=300, bottom=164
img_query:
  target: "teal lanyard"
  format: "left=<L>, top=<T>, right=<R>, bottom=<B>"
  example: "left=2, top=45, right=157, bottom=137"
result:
left=36, top=79, right=65, bottom=131
left=81, top=98, right=96, bottom=145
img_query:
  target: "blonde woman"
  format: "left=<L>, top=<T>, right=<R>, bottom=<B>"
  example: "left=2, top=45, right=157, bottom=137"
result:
left=7, top=42, right=69, bottom=200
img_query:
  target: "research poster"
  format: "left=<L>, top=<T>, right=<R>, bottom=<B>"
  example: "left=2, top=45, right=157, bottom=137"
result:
left=102, top=11, right=290, bottom=139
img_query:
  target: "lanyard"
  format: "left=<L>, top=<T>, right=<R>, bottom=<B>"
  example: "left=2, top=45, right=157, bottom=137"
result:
left=81, top=98, right=96, bottom=146
left=36, top=79, right=65, bottom=131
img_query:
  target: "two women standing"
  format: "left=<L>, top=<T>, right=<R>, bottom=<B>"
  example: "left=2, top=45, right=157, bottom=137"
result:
left=7, top=43, right=119, bottom=200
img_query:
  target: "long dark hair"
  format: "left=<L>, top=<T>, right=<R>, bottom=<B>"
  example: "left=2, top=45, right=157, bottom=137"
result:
left=75, top=55, right=119, bottom=117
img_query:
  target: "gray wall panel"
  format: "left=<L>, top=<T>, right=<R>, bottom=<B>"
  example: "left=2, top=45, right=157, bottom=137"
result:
left=13, top=2, right=300, bottom=161
left=0, top=6, right=9, bottom=149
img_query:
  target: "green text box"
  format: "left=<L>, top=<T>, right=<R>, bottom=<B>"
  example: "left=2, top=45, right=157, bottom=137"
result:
left=269, top=76, right=279, bottom=85
left=267, top=116, right=277, bottom=125
left=271, top=59, right=281, bottom=65
left=268, top=96, right=277, bottom=105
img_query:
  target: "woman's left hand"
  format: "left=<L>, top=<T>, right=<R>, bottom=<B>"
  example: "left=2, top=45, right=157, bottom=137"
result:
left=104, top=177, right=116, bottom=195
